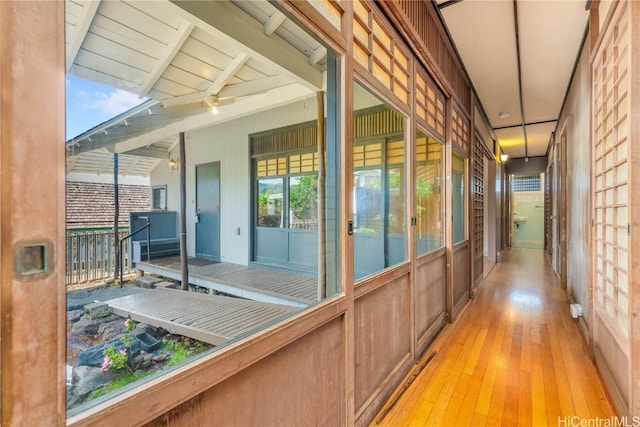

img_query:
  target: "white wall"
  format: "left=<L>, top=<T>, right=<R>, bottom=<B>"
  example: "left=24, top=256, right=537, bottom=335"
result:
left=150, top=99, right=318, bottom=265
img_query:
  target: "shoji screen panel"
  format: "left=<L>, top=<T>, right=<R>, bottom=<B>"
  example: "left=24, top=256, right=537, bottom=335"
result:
left=352, top=0, right=410, bottom=106
left=451, top=105, right=470, bottom=155
left=415, top=66, right=446, bottom=141
left=592, top=2, right=630, bottom=346
left=473, top=135, right=485, bottom=283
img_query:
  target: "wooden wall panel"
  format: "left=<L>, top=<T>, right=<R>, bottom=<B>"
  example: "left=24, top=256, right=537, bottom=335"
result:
left=452, top=242, right=470, bottom=319
left=594, top=313, right=629, bottom=414
left=145, top=316, right=345, bottom=426
left=0, top=2, right=66, bottom=425
left=354, top=274, right=412, bottom=426
left=557, top=33, right=591, bottom=332
left=415, top=253, right=447, bottom=355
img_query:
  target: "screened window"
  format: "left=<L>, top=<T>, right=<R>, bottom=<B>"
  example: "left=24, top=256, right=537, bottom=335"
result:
left=512, top=173, right=541, bottom=192
left=452, top=151, right=467, bottom=244
left=416, top=130, right=444, bottom=255
left=152, top=185, right=167, bottom=211
left=353, top=82, right=406, bottom=280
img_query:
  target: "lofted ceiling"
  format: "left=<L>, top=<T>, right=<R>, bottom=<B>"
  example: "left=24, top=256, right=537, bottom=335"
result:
left=437, top=0, right=589, bottom=159
left=65, top=0, right=327, bottom=176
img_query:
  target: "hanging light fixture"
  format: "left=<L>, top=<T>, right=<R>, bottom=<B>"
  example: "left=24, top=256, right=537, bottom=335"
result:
left=204, top=95, right=219, bottom=115
left=168, top=158, right=179, bottom=171
left=500, top=154, right=509, bottom=163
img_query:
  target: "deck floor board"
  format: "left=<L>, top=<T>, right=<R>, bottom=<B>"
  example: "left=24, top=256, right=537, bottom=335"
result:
left=137, top=256, right=317, bottom=306
left=107, top=289, right=298, bottom=346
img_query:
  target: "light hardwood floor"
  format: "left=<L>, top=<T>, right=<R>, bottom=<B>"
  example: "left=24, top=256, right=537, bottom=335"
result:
left=376, top=248, right=615, bottom=426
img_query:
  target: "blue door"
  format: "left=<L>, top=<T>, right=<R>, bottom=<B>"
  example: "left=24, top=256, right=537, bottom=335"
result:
left=196, top=162, right=220, bottom=260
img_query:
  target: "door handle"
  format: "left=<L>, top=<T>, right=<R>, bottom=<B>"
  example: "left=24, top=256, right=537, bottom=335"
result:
left=195, top=213, right=200, bottom=224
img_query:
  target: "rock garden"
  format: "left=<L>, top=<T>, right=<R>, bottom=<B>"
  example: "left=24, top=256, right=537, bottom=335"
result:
left=66, top=282, right=211, bottom=410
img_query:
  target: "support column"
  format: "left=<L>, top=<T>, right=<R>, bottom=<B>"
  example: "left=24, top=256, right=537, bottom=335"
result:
left=179, top=132, right=189, bottom=291
left=0, top=1, right=66, bottom=424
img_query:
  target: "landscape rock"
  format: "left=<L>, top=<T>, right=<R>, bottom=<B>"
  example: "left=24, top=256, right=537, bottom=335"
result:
left=77, top=337, right=141, bottom=367
left=67, top=310, right=84, bottom=323
left=68, top=365, right=117, bottom=407
left=71, top=314, right=119, bottom=336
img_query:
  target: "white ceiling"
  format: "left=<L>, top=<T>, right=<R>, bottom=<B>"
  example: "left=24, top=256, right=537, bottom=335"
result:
left=65, top=0, right=326, bottom=176
left=438, top=0, right=588, bottom=158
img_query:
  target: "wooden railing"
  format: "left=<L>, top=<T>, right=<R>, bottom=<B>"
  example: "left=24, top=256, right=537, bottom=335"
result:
left=65, top=230, right=132, bottom=285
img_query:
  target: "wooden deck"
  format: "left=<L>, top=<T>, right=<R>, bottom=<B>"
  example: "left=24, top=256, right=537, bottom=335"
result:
left=107, top=288, right=298, bottom=346
left=136, top=256, right=317, bottom=308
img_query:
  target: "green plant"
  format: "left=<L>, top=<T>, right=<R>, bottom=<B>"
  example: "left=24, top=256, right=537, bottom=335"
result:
left=161, top=338, right=193, bottom=366
left=101, top=345, right=129, bottom=373
left=124, top=317, right=136, bottom=333
left=101, top=334, right=134, bottom=373
left=86, top=371, right=152, bottom=401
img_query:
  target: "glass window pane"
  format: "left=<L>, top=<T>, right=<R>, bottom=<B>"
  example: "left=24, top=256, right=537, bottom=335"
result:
left=257, top=178, right=284, bottom=228
left=416, top=131, right=444, bottom=255
left=289, top=175, right=318, bottom=230
left=353, top=81, right=406, bottom=280
left=452, top=151, right=467, bottom=244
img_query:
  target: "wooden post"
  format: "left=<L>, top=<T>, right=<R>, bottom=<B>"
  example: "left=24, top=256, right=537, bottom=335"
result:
left=0, top=1, right=66, bottom=424
left=179, top=132, right=189, bottom=291
left=113, top=153, right=120, bottom=282
left=317, top=91, right=326, bottom=301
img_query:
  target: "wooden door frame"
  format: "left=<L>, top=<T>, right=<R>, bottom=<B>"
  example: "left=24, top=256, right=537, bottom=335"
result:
left=0, top=2, right=66, bottom=425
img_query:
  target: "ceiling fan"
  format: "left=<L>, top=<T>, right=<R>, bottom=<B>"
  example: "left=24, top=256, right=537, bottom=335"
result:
left=160, top=74, right=292, bottom=115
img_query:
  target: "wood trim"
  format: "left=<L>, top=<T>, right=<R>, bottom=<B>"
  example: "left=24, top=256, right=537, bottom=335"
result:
left=590, top=0, right=620, bottom=61
left=278, top=0, right=347, bottom=55
left=341, top=1, right=356, bottom=423
left=595, top=344, right=629, bottom=416
left=377, top=1, right=472, bottom=113
left=354, top=352, right=412, bottom=423
left=354, top=263, right=412, bottom=299
left=415, top=247, right=446, bottom=266
left=628, top=1, right=640, bottom=416
left=444, top=97, right=454, bottom=320
left=68, top=296, right=348, bottom=426
left=0, top=2, right=66, bottom=425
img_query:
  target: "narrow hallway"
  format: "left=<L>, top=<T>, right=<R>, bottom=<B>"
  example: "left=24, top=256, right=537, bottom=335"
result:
left=377, top=248, right=615, bottom=426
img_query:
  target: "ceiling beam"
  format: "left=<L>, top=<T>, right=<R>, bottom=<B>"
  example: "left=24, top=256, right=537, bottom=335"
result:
left=494, top=119, right=558, bottom=131
left=112, top=84, right=311, bottom=154
left=139, top=20, right=195, bottom=98
left=217, top=75, right=291, bottom=98
left=309, top=47, right=326, bottom=66
left=438, top=0, right=464, bottom=10
left=512, top=0, right=529, bottom=159
left=206, top=52, right=249, bottom=96
left=66, top=0, right=101, bottom=72
left=122, top=147, right=170, bottom=159
left=160, top=52, right=250, bottom=107
left=264, top=10, right=286, bottom=36
left=169, top=0, right=323, bottom=91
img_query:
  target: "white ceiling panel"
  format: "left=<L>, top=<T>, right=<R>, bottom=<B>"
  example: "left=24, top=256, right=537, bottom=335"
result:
left=495, top=127, right=526, bottom=158
left=519, top=1, right=588, bottom=122
left=525, top=122, right=557, bottom=157
left=439, top=0, right=589, bottom=159
left=441, top=1, right=522, bottom=127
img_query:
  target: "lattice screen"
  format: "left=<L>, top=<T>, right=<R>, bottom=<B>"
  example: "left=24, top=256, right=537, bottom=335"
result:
left=451, top=106, right=470, bottom=154
left=592, top=3, right=630, bottom=342
left=473, top=137, right=484, bottom=263
left=312, top=0, right=343, bottom=30
left=415, top=67, right=445, bottom=140
left=352, top=0, right=410, bottom=105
